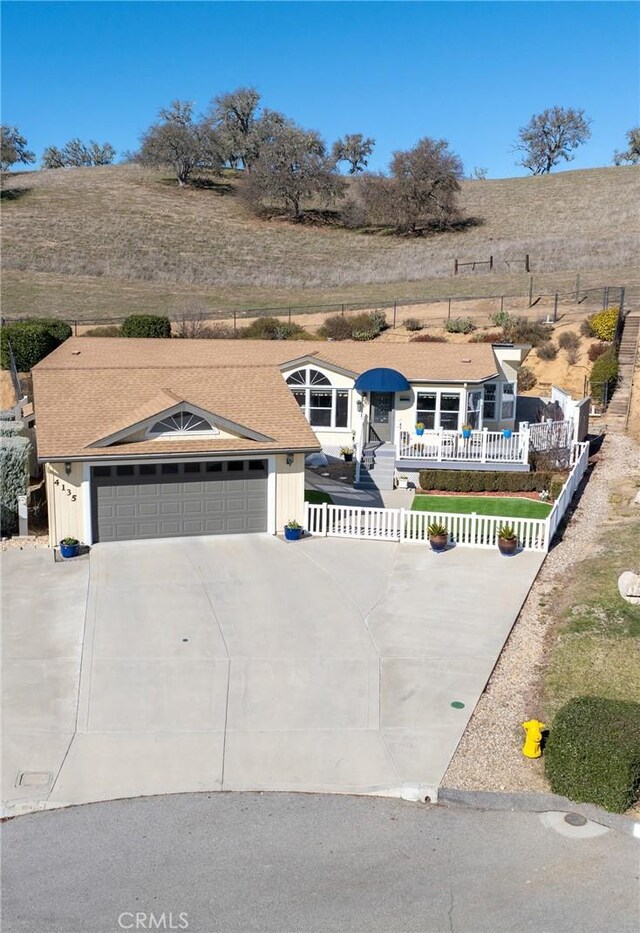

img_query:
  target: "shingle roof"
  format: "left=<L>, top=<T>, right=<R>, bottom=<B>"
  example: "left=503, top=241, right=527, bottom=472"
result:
left=32, top=337, right=501, bottom=460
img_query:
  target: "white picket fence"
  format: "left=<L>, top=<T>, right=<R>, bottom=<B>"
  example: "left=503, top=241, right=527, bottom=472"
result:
left=305, top=441, right=590, bottom=554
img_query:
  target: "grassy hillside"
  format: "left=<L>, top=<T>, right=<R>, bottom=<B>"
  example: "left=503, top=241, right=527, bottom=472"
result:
left=2, top=163, right=638, bottom=320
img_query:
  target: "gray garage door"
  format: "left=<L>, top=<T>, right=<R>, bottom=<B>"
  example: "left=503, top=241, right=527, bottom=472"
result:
left=91, top=460, right=268, bottom=542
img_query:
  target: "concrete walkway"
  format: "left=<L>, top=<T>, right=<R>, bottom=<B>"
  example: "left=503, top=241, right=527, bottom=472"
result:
left=305, top=470, right=414, bottom=509
left=2, top=535, right=543, bottom=814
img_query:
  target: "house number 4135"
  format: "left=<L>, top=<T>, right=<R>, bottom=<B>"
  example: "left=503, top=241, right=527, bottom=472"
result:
left=54, top=479, right=77, bottom=501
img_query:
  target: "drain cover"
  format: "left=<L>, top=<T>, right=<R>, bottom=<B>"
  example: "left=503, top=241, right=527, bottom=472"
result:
left=564, top=812, right=588, bottom=826
left=451, top=701, right=465, bottom=709
left=17, top=771, right=52, bottom=788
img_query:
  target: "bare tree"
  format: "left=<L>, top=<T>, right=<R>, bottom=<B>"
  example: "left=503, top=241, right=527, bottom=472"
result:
left=0, top=125, right=35, bottom=172
left=138, top=100, right=221, bottom=185
left=613, top=126, right=640, bottom=165
left=332, top=133, right=375, bottom=173
left=208, top=87, right=261, bottom=170
left=175, top=302, right=212, bottom=338
left=243, top=117, right=345, bottom=219
left=87, top=141, right=117, bottom=165
left=41, top=145, right=67, bottom=169
left=354, top=137, right=463, bottom=234
left=515, top=106, right=591, bottom=174
left=471, top=166, right=488, bottom=180
left=41, top=138, right=116, bottom=168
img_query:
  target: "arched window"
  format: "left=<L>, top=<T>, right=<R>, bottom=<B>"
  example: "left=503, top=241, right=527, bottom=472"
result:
left=147, top=411, right=216, bottom=437
left=284, top=367, right=349, bottom=429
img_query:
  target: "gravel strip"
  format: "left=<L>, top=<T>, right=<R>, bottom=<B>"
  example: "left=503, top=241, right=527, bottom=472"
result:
left=443, top=430, right=640, bottom=793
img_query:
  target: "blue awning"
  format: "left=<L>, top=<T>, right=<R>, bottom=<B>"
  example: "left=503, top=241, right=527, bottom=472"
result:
left=354, top=367, right=411, bottom=392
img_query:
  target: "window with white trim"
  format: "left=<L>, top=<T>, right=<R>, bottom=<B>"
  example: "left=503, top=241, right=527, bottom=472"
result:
left=416, top=390, right=462, bottom=431
left=500, top=382, right=516, bottom=420
left=483, top=383, right=497, bottom=420
left=285, top=368, right=349, bottom=428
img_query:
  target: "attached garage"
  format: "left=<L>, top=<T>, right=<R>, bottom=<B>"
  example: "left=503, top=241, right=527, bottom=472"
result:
left=91, top=459, right=268, bottom=542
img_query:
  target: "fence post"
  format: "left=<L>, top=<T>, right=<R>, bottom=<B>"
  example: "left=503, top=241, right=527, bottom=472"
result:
left=321, top=500, right=328, bottom=536
left=553, top=292, right=558, bottom=322
left=454, top=259, right=459, bottom=275
left=393, top=300, right=397, bottom=330
left=447, top=298, right=452, bottom=320
left=341, top=303, right=345, bottom=317
left=489, top=255, right=494, bottom=271
left=399, top=507, right=406, bottom=543
left=469, top=511, right=478, bottom=546
left=602, top=287, right=607, bottom=310
left=288, top=308, right=292, bottom=325
left=500, top=295, right=504, bottom=314
left=619, top=286, right=625, bottom=316
left=17, top=495, right=28, bottom=537
left=575, top=274, right=580, bottom=303
left=74, top=320, right=78, bottom=336
left=233, top=310, right=237, bottom=333
left=528, top=276, right=533, bottom=308
left=481, top=428, right=488, bottom=464
left=525, top=254, right=530, bottom=273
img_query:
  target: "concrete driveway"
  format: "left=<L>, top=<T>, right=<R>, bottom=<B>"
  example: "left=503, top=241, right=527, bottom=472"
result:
left=2, top=535, right=543, bottom=814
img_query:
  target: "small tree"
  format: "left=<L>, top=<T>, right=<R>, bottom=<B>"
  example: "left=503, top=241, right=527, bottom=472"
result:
left=138, top=100, right=220, bottom=186
left=613, top=127, right=640, bottom=165
left=515, top=106, right=591, bottom=174
left=41, top=138, right=116, bottom=168
left=41, top=145, right=67, bottom=169
left=243, top=118, right=345, bottom=219
left=0, top=125, right=35, bottom=172
left=332, top=133, right=375, bottom=174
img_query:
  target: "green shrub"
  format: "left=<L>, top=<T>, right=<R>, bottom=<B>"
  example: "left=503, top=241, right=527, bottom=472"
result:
left=352, top=330, right=378, bottom=341
left=84, top=325, right=122, bottom=337
left=491, top=309, right=512, bottom=328
left=444, top=317, right=476, bottom=334
left=545, top=696, right=640, bottom=813
left=517, top=365, right=537, bottom=391
left=121, top=314, right=171, bottom=338
left=587, top=341, right=610, bottom=362
left=580, top=318, right=595, bottom=338
left=557, top=331, right=581, bottom=351
left=417, top=469, right=556, bottom=493
left=590, top=348, right=619, bottom=403
left=470, top=331, right=503, bottom=343
left=587, top=307, right=619, bottom=342
left=537, top=342, right=558, bottom=361
left=0, top=434, right=30, bottom=535
left=241, top=317, right=304, bottom=340
left=0, top=422, right=24, bottom=437
left=504, top=317, right=553, bottom=347
left=0, top=318, right=72, bottom=371
left=318, top=311, right=386, bottom=341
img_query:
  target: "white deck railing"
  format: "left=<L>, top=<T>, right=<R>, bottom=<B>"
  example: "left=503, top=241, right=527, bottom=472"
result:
left=305, top=441, right=590, bottom=554
left=397, top=427, right=530, bottom=465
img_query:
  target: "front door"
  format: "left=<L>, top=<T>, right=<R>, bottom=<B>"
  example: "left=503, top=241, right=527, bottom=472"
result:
left=369, top=392, right=394, bottom=442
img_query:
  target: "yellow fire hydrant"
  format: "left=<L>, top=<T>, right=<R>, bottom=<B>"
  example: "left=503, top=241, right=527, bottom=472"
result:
left=522, top=719, right=546, bottom=758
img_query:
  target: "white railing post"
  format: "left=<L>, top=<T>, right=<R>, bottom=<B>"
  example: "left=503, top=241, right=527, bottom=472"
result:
left=321, top=500, right=328, bottom=536
left=469, top=511, right=477, bottom=546
left=481, top=429, right=488, bottom=464
left=520, top=422, right=530, bottom=465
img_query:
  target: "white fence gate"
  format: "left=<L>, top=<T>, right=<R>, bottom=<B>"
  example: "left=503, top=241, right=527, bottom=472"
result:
left=305, top=442, right=590, bottom=554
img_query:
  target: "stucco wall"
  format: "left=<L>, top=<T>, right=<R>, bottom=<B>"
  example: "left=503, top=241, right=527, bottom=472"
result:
left=45, top=461, right=85, bottom=547
left=275, top=453, right=305, bottom=530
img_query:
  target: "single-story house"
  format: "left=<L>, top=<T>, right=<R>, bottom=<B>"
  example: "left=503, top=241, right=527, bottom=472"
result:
left=32, top=337, right=530, bottom=545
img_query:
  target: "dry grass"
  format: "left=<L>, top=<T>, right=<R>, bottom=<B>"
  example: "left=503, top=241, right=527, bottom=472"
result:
left=2, top=163, right=639, bottom=320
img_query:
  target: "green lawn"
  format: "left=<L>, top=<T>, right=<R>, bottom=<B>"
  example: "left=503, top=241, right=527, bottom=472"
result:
left=305, top=490, right=333, bottom=505
left=411, top=494, right=551, bottom=520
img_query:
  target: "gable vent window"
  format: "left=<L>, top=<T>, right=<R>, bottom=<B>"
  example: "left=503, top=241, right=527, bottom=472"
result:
left=147, top=411, right=216, bottom=437
left=285, top=367, right=349, bottom=429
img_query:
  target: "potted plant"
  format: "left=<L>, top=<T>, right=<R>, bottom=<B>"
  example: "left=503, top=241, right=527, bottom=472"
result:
left=503, top=428, right=513, bottom=439
left=461, top=423, right=472, bottom=439
left=427, top=520, right=448, bottom=553
left=497, top=523, right=518, bottom=556
left=59, top=536, right=80, bottom=559
left=397, top=474, right=409, bottom=490
left=340, top=446, right=354, bottom=462
left=284, top=519, right=303, bottom=541
left=415, top=422, right=425, bottom=436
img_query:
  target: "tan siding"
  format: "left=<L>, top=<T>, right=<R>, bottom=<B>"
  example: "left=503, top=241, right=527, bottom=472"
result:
left=45, top=462, right=85, bottom=546
left=275, top=454, right=305, bottom=531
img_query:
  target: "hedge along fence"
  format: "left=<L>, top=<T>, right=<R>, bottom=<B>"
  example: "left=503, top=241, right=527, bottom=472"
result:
left=0, top=434, right=30, bottom=535
left=0, top=318, right=72, bottom=371
left=120, top=314, right=172, bottom=338
left=417, top=468, right=564, bottom=494
left=545, top=696, right=640, bottom=813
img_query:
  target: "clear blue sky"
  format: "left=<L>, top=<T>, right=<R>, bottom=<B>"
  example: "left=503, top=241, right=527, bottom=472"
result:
left=2, top=1, right=638, bottom=177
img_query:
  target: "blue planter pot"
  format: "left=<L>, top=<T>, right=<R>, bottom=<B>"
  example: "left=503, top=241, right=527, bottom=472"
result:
left=59, top=542, right=79, bottom=559
left=503, top=429, right=512, bottom=439
left=462, top=429, right=471, bottom=439
left=284, top=526, right=302, bottom=541
left=415, top=428, right=425, bottom=436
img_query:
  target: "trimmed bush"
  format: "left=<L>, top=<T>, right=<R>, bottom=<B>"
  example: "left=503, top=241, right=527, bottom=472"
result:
left=590, top=348, right=619, bottom=403
left=444, top=317, right=476, bottom=334
left=537, top=342, right=558, bottom=361
left=1, top=318, right=72, bottom=371
left=470, top=331, right=503, bottom=343
left=557, top=331, right=581, bottom=351
left=587, top=307, right=619, bottom=342
left=241, top=317, right=304, bottom=340
left=84, top=325, right=122, bottom=337
left=504, top=317, right=553, bottom=347
left=0, top=434, right=30, bottom=535
left=410, top=333, right=448, bottom=343
left=318, top=311, right=386, bottom=341
left=121, top=314, right=171, bottom=338
left=491, top=309, right=512, bottom=328
left=545, top=696, right=640, bottom=813
left=0, top=422, right=24, bottom=437
left=587, top=341, right=610, bottom=362
left=417, top=469, right=556, bottom=494
left=404, top=317, right=423, bottom=332
left=517, top=365, right=537, bottom=391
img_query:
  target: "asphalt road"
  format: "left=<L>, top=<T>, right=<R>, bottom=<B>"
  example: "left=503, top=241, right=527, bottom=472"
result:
left=1, top=793, right=637, bottom=933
